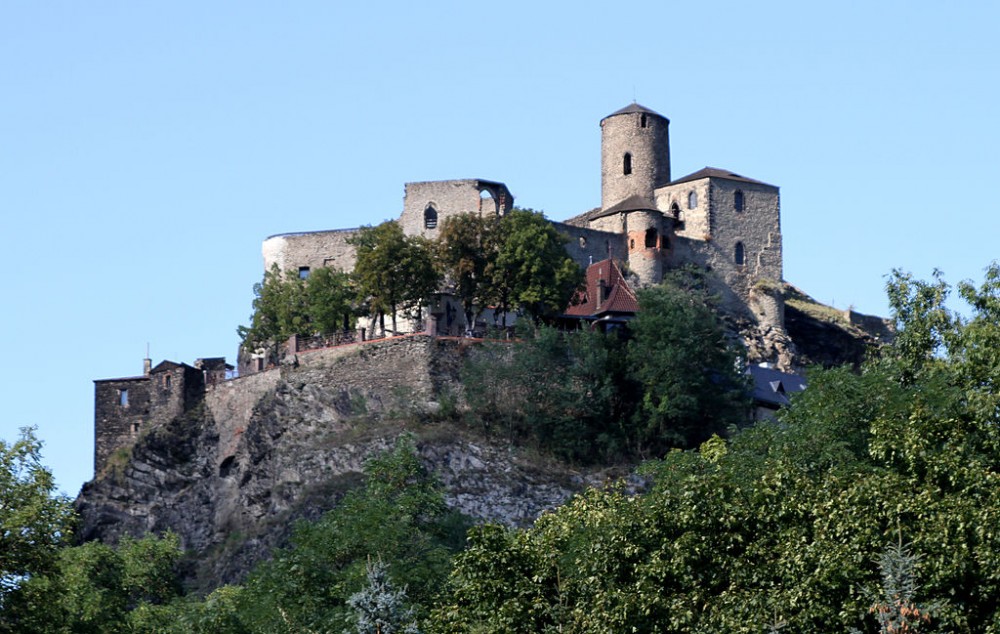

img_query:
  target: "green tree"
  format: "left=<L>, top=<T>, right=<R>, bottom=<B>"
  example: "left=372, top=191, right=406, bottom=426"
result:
left=4, top=533, right=183, bottom=634
left=461, top=326, right=635, bottom=462
left=237, top=263, right=310, bottom=355
left=0, top=427, right=73, bottom=609
left=429, top=265, right=1000, bottom=633
left=218, top=437, right=467, bottom=633
left=351, top=221, right=440, bottom=335
left=488, top=208, right=582, bottom=324
left=436, top=212, right=500, bottom=331
left=305, top=266, right=356, bottom=334
left=628, top=273, right=749, bottom=452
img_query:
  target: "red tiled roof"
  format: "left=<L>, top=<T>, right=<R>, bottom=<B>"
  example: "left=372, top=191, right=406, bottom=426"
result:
left=565, top=258, right=639, bottom=317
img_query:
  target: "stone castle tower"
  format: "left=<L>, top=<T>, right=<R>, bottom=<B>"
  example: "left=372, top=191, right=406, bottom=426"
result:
left=600, top=103, right=671, bottom=209
left=260, top=102, right=786, bottom=334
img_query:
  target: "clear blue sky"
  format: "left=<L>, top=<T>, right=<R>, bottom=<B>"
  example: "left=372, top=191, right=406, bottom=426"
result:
left=2, top=2, right=997, bottom=497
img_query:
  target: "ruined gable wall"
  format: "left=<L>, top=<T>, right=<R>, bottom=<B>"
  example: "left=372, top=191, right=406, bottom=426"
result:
left=399, top=180, right=512, bottom=239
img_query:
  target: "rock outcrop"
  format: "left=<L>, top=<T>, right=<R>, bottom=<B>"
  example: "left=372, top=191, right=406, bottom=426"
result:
left=76, top=337, right=621, bottom=591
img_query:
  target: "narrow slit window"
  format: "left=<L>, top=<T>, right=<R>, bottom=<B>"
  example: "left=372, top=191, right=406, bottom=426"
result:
left=623, top=153, right=632, bottom=175
left=119, top=388, right=129, bottom=407
left=735, top=242, right=745, bottom=266
left=640, top=113, right=647, bottom=128
left=164, top=374, right=172, bottom=390
left=734, top=190, right=745, bottom=212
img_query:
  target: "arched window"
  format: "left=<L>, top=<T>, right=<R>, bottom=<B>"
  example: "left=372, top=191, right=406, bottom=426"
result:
left=640, top=113, right=647, bottom=128
left=734, top=190, right=745, bottom=212
left=670, top=202, right=681, bottom=219
left=734, top=242, right=745, bottom=266
left=688, top=191, right=697, bottom=209
left=424, top=206, right=438, bottom=230
left=644, top=228, right=657, bottom=248
left=623, top=153, right=632, bottom=175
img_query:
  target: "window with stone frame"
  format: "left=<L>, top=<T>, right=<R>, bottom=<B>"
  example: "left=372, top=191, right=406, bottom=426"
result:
left=688, top=190, right=697, bottom=209
left=424, top=206, right=438, bottom=230
left=119, top=388, right=129, bottom=407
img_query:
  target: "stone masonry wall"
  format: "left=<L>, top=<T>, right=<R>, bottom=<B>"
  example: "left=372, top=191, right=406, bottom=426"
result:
left=551, top=221, right=628, bottom=269
left=93, top=364, right=204, bottom=475
left=399, top=180, right=513, bottom=239
left=600, top=110, right=670, bottom=209
left=655, top=179, right=712, bottom=241
left=206, top=369, right=282, bottom=470
left=705, top=179, right=782, bottom=304
left=262, top=228, right=359, bottom=275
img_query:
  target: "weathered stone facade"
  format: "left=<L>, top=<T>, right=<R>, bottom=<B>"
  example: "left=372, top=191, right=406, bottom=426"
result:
left=258, top=102, right=785, bottom=336
left=93, top=361, right=205, bottom=474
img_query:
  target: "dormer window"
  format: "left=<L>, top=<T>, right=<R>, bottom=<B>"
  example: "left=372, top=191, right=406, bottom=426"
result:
left=424, top=206, right=438, bottom=230
left=688, top=191, right=697, bottom=209
left=623, top=153, right=632, bottom=175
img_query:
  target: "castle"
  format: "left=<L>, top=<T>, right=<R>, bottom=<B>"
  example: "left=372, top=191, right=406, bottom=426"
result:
left=92, top=103, right=791, bottom=475
left=261, top=103, right=786, bottom=333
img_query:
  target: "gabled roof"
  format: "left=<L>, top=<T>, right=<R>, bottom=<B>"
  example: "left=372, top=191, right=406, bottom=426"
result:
left=565, top=258, right=639, bottom=318
left=150, top=360, right=195, bottom=374
left=746, top=365, right=807, bottom=407
left=668, top=166, right=777, bottom=189
left=602, top=103, right=668, bottom=122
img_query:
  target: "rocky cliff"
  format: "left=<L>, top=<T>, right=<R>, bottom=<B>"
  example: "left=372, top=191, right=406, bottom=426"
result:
left=76, top=336, right=625, bottom=592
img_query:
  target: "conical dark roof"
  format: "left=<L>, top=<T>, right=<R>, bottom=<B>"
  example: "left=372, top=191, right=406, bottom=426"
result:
left=602, top=102, right=668, bottom=123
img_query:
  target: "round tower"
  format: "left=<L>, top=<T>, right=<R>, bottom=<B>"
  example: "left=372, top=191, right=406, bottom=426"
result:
left=600, top=103, right=670, bottom=210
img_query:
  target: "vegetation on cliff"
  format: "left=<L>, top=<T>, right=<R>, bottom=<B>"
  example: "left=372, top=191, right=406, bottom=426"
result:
left=10, top=264, right=1000, bottom=631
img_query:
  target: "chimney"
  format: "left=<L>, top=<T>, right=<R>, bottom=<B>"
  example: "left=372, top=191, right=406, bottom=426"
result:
left=143, top=358, right=152, bottom=376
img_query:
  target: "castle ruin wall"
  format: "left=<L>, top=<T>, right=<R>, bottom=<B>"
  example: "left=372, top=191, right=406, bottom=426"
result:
left=399, top=180, right=513, bottom=239
left=262, top=229, right=359, bottom=276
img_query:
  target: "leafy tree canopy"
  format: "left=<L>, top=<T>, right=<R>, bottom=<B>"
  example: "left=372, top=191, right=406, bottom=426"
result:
left=488, top=208, right=582, bottom=323
left=0, top=427, right=74, bottom=610
left=430, top=263, right=1000, bottom=633
left=351, top=221, right=439, bottom=335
